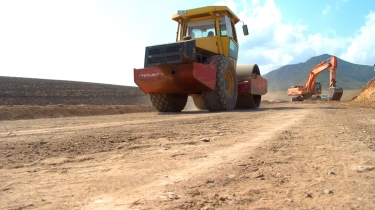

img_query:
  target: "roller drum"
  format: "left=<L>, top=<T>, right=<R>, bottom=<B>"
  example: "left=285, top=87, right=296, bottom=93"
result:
left=234, top=64, right=262, bottom=109
left=236, top=64, right=260, bottom=81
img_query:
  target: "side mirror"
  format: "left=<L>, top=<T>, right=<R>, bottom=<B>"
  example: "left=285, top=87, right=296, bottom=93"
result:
left=243, top=24, right=249, bottom=36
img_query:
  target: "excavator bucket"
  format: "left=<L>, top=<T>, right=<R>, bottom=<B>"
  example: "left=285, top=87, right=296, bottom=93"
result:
left=328, top=87, right=343, bottom=101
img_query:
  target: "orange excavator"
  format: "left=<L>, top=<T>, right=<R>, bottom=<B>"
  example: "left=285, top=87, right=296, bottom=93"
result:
left=287, top=56, right=343, bottom=101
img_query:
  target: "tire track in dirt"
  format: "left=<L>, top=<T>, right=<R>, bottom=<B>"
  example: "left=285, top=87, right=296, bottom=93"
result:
left=82, top=107, right=311, bottom=209
left=2, top=103, right=375, bottom=209
left=0, top=112, right=221, bottom=140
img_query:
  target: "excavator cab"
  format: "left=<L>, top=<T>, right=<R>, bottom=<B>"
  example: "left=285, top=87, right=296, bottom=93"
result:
left=314, top=82, right=322, bottom=94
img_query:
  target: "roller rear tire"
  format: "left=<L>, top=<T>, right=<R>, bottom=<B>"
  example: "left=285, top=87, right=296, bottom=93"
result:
left=150, top=93, right=188, bottom=112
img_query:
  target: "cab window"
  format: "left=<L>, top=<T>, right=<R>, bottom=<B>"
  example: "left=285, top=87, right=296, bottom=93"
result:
left=229, top=39, right=238, bottom=59
left=186, top=19, right=216, bottom=38
left=219, top=16, right=233, bottom=38
left=315, top=83, right=322, bottom=93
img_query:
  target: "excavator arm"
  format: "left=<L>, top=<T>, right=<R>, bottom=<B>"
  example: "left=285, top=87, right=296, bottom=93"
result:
left=329, top=57, right=337, bottom=87
left=305, top=56, right=337, bottom=92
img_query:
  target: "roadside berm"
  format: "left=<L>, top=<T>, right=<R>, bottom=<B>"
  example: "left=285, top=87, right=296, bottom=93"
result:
left=351, top=77, right=375, bottom=104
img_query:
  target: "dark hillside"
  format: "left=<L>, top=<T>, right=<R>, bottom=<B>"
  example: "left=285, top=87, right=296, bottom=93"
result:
left=263, top=54, right=375, bottom=92
left=0, top=76, right=151, bottom=106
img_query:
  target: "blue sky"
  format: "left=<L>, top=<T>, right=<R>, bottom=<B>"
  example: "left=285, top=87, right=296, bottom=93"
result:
left=0, top=0, right=374, bottom=86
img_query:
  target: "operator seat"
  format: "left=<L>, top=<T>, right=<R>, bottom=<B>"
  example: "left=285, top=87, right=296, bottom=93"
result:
left=208, top=31, right=214, bottom=37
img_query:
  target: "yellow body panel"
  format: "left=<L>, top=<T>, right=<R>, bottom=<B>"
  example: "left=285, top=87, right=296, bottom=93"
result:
left=193, top=37, right=237, bottom=58
left=172, top=6, right=240, bottom=24
left=220, top=37, right=230, bottom=57
left=195, top=37, right=219, bottom=54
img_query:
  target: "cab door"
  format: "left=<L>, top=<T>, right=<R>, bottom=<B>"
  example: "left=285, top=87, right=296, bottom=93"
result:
left=314, top=82, right=322, bottom=94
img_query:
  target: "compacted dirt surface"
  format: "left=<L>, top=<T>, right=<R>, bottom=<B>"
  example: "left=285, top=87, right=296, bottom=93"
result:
left=1, top=100, right=375, bottom=210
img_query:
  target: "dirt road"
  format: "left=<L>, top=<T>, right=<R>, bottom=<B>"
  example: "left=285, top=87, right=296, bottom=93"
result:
left=1, top=102, right=375, bottom=209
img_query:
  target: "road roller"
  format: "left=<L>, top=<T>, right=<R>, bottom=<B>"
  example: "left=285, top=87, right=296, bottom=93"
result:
left=134, top=6, right=267, bottom=112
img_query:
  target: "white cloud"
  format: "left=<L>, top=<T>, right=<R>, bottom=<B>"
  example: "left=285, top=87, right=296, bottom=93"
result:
left=322, top=4, right=331, bottom=15
left=232, top=0, right=367, bottom=74
left=341, top=11, right=375, bottom=65
left=236, top=0, right=307, bottom=72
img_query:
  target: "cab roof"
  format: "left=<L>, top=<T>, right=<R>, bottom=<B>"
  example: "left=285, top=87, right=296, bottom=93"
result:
left=172, top=6, right=240, bottom=24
